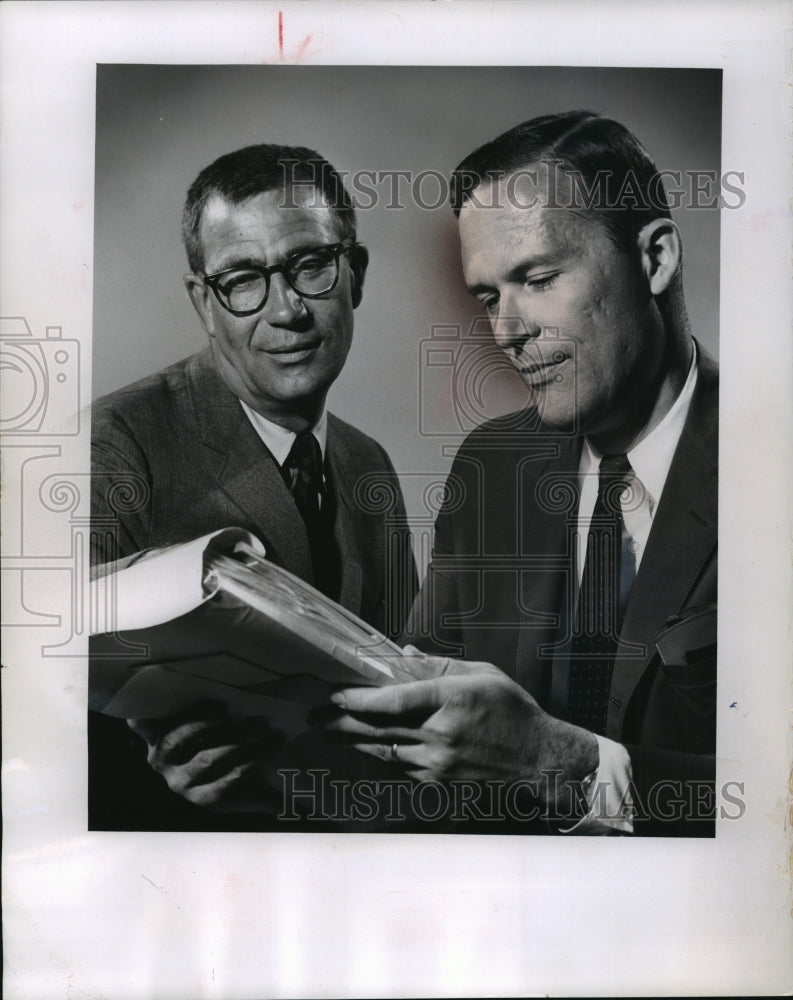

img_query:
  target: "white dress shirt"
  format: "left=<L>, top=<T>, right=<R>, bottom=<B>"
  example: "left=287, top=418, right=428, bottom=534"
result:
left=239, top=399, right=327, bottom=467
left=562, top=348, right=699, bottom=834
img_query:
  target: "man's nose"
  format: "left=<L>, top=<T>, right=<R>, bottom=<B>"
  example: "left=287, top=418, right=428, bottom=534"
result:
left=491, top=294, right=539, bottom=355
left=262, top=272, right=308, bottom=326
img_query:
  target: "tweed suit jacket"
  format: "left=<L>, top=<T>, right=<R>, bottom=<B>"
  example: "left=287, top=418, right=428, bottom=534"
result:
left=90, top=347, right=415, bottom=634
left=89, top=348, right=417, bottom=831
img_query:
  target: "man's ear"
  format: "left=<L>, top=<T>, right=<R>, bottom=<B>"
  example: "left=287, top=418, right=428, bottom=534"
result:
left=637, top=218, right=683, bottom=296
left=349, top=243, right=369, bottom=309
left=183, top=273, right=215, bottom=338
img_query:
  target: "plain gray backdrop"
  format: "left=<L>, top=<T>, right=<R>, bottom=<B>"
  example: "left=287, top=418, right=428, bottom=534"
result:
left=93, top=65, right=721, bottom=569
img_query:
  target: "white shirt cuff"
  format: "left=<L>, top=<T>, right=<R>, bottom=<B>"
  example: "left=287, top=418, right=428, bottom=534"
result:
left=558, top=736, right=635, bottom=835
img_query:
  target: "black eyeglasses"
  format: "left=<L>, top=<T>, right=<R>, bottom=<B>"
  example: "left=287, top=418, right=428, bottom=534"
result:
left=201, top=241, right=356, bottom=317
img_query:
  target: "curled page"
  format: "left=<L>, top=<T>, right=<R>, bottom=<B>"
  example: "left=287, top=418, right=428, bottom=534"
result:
left=90, top=527, right=265, bottom=633
left=89, top=526, right=424, bottom=723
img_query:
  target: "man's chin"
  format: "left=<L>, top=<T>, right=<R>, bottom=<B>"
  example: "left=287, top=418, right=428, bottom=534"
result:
left=527, top=390, right=576, bottom=432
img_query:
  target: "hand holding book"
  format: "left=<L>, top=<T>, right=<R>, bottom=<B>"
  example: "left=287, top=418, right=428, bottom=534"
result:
left=89, top=527, right=431, bottom=815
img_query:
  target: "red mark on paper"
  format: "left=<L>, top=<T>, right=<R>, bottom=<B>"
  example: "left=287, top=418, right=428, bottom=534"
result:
left=275, top=10, right=314, bottom=63
left=295, top=32, right=314, bottom=60
left=278, top=10, right=284, bottom=60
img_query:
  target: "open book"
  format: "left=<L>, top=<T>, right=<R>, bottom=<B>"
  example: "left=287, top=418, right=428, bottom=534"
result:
left=89, top=528, right=422, bottom=739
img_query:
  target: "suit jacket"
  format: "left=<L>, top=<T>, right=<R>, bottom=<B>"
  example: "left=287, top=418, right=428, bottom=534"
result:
left=404, top=347, right=718, bottom=836
left=89, top=348, right=418, bottom=831
left=91, top=347, right=415, bottom=635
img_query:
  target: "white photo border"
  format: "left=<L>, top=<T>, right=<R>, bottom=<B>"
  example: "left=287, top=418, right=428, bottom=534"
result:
left=1, top=2, right=791, bottom=997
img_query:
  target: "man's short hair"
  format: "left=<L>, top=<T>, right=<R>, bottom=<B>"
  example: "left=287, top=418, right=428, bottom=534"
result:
left=450, top=110, right=671, bottom=252
left=182, top=144, right=357, bottom=273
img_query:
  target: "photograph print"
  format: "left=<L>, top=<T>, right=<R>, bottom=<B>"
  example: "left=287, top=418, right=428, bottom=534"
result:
left=88, top=64, right=725, bottom=837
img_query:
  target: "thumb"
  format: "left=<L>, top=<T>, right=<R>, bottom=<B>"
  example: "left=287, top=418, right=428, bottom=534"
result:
left=436, top=657, right=503, bottom=678
left=399, top=648, right=503, bottom=679
left=331, top=677, right=446, bottom=715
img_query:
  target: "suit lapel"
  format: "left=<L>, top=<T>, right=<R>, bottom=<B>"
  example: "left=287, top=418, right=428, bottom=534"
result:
left=516, top=435, right=583, bottom=701
left=185, top=351, right=313, bottom=580
left=325, top=418, right=363, bottom=616
left=608, top=352, right=718, bottom=733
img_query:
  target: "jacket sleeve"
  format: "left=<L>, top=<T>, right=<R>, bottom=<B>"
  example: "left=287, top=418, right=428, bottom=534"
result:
left=91, top=403, right=153, bottom=565
left=399, top=442, right=474, bottom=658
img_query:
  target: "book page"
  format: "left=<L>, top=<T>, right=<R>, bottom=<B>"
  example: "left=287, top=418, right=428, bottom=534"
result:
left=91, top=527, right=264, bottom=631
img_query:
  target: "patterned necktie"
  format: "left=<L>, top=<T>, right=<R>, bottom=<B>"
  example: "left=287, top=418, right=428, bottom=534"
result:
left=567, top=453, right=636, bottom=735
left=282, top=431, right=339, bottom=599
left=283, top=431, right=324, bottom=526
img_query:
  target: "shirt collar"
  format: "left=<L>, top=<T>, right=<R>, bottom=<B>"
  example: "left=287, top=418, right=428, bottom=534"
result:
left=581, top=345, right=698, bottom=509
left=239, top=400, right=328, bottom=467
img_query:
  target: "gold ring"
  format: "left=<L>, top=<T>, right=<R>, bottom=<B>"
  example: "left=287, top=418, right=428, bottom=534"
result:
left=391, top=743, right=400, bottom=762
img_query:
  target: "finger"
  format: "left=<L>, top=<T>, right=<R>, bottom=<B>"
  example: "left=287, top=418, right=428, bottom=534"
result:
left=393, top=646, right=467, bottom=681
left=348, top=739, right=467, bottom=789
left=162, top=734, right=273, bottom=792
left=399, top=652, right=455, bottom=678
left=386, top=654, right=431, bottom=683
left=325, top=713, right=422, bottom=742
left=164, top=743, right=244, bottom=791
left=417, top=655, right=503, bottom=678
left=392, top=645, right=432, bottom=681
left=185, top=769, right=284, bottom=815
left=152, top=716, right=276, bottom=768
left=128, top=699, right=227, bottom=746
left=149, top=719, right=226, bottom=766
left=331, top=678, right=447, bottom=716
left=179, top=760, right=260, bottom=808
left=350, top=741, right=423, bottom=768
left=348, top=741, right=442, bottom=785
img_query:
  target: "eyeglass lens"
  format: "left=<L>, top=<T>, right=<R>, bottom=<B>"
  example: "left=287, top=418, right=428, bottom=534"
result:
left=215, top=246, right=342, bottom=313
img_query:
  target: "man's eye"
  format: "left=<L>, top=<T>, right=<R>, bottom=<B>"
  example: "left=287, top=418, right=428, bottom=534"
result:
left=527, top=273, right=557, bottom=290
left=292, top=252, right=333, bottom=275
left=481, top=296, right=499, bottom=315
left=220, top=270, right=262, bottom=293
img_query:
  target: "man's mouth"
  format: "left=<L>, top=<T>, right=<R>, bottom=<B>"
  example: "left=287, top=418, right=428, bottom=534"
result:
left=266, top=340, right=322, bottom=363
left=516, top=357, right=567, bottom=386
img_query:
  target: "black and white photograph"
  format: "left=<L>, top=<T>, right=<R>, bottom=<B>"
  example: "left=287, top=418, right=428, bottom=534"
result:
left=1, top=2, right=791, bottom=997
left=88, top=64, right=723, bottom=838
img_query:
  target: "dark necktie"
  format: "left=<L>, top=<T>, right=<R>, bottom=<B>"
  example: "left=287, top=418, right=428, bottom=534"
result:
left=567, top=453, right=636, bottom=735
left=282, top=431, right=340, bottom=600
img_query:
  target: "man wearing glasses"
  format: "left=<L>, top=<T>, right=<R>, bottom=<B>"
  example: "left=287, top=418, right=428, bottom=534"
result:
left=89, top=144, right=416, bottom=828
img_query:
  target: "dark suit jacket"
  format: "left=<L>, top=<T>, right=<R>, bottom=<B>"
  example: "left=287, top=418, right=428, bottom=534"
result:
left=404, top=347, right=718, bottom=836
left=89, top=348, right=418, bottom=831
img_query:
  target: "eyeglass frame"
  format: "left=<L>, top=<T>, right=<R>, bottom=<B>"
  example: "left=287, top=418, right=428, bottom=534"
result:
left=199, top=240, right=359, bottom=317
